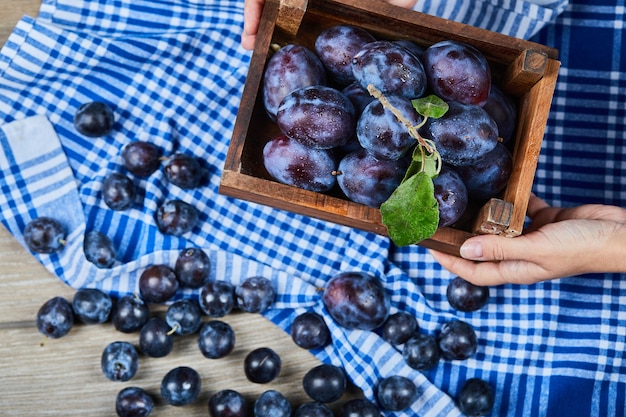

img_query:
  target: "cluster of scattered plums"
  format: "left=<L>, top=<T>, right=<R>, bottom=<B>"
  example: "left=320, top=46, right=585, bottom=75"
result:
left=35, top=264, right=494, bottom=416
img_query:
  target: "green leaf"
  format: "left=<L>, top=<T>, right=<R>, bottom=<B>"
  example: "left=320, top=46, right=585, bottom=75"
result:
left=380, top=171, right=439, bottom=246
left=411, top=95, right=449, bottom=119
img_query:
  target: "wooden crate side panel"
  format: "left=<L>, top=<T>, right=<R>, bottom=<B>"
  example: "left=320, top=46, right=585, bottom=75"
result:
left=504, top=58, right=561, bottom=235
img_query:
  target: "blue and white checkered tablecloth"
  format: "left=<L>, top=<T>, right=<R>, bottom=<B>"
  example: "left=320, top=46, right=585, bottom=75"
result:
left=1, top=0, right=624, bottom=416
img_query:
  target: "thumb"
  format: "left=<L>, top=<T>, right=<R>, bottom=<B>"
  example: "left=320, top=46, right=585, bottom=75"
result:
left=459, top=234, right=531, bottom=262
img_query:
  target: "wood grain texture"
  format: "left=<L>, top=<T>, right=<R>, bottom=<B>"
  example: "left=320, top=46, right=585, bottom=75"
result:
left=0, top=2, right=340, bottom=415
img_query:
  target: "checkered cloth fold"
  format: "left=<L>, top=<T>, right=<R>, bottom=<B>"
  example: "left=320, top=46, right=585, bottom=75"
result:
left=2, top=1, right=625, bottom=416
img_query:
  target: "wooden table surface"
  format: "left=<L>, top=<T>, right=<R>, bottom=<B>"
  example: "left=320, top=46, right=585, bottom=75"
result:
left=0, top=2, right=354, bottom=415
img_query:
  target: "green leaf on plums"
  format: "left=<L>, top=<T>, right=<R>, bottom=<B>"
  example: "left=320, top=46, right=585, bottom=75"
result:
left=411, top=95, right=449, bottom=119
left=380, top=171, right=439, bottom=246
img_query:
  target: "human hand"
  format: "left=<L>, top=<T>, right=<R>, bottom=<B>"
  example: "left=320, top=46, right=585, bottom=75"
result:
left=242, top=0, right=264, bottom=51
left=241, top=0, right=419, bottom=50
left=429, top=194, right=626, bottom=285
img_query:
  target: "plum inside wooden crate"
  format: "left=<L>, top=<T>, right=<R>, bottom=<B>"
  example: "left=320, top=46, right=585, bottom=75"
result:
left=220, top=0, right=560, bottom=255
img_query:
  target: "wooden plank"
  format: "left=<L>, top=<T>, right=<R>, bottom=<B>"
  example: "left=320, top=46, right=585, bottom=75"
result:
left=501, top=49, right=549, bottom=96
left=504, top=58, right=561, bottom=236
left=0, top=1, right=40, bottom=45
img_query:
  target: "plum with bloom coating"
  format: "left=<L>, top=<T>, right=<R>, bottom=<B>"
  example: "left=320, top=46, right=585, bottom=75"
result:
left=155, top=199, right=199, bottom=236
left=101, top=341, right=139, bottom=382
left=83, top=231, right=117, bottom=269
left=290, top=311, right=330, bottom=350
left=209, top=389, right=247, bottom=417
left=24, top=217, right=66, bottom=254
left=422, top=40, right=491, bottom=106
left=376, top=375, right=417, bottom=411
left=254, top=390, right=292, bottom=417
left=244, top=347, right=282, bottom=383
left=322, top=271, right=390, bottom=331
left=438, top=319, right=478, bottom=360
left=302, top=364, right=347, bottom=403
left=74, top=101, right=115, bottom=137
left=72, top=288, right=112, bottom=324
left=263, top=134, right=337, bottom=193
left=160, top=366, right=202, bottom=406
left=235, top=276, right=275, bottom=313
left=276, top=85, right=356, bottom=150
left=36, top=296, right=74, bottom=338
left=138, top=264, right=179, bottom=304
left=457, top=378, right=495, bottom=416
left=115, top=386, right=154, bottom=417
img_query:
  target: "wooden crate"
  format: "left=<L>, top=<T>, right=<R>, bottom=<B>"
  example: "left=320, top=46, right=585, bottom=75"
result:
left=220, top=0, right=560, bottom=255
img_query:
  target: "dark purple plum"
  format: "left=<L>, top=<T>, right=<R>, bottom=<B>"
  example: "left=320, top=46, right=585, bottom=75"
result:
left=290, top=311, right=331, bottom=350
left=342, top=82, right=375, bottom=116
left=322, top=271, right=390, bottom=331
left=197, top=320, right=236, bottom=359
left=433, top=166, right=468, bottom=227
left=175, top=247, right=211, bottom=289
left=111, top=295, right=150, bottom=333
left=102, top=172, right=136, bottom=211
left=263, top=44, right=326, bottom=121
left=74, top=101, right=115, bottom=137
left=446, top=276, right=489, bottom=312
left=356, top=95, right=422, bottom=161
left=23, top=217, right=66, bottom=254
left=402, top=333, right=441, bottom=371
left=437, top=319, right=478, bottom=360
left=420, top=101, right=499, bottom=166
left=164, top=153, right=204, bottom=189
left=83, top=231, right=116, bottom=269
left=115, top=386, right=154, bottom=417
left=302, top=364, right=346, bottom=403
left=72, top=288, right=112, bottom=324
left=101, top=341, right=139, bottom=382
left=235, top=276, right=275, bottom=314
left=422, top=40, right=491, bottom=106
left=254, top=390, right=292, bottom=417
left=155, top=199, right=199, bottom=236
left=454, top=142, right=513, bottom=201
left=244, top=347, right=282, bottom=384
left=376, top=375, right=417, bottom=411
left=314, top=25, right=376, bottom=85
left=276, top=85, right=356, bottom=149
left=121, top=141, right=162, bottom=177
left=483, top=84, right=517, bottom=143
left=36, top=296, right=74, bottom=339
left=341, top=398, right=382, bottom=417
left=139, top=317, right=174, bottom=358
left=165, top=299, right=203, bottom=335
left=457, top=378, right=495, bottom=417
left=138, top=264, right=179, bottom=304
left=209, top=389, right=248, bottom=417
left=352, top=40, right=427, bottom=99
left=198, top=280, right=235, bottom=318
left=263, top=134, right=337, bottom=193
left=160, top=366, right=202, bottom=406
left=336, top=148, right=409, bottom=208
left=381, top=311, right=418, bottom=346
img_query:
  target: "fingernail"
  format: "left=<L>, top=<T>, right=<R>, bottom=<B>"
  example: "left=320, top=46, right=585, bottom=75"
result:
left=460, top=241, right=483, bottom=259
